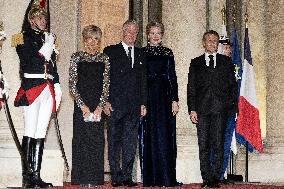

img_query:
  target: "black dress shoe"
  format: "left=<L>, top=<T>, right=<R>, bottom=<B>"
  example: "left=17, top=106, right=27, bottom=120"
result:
left=176, top=181, right=183, bottom=186
left=111, top=181, right=123, bottom=187
left=220, top=179, right=228, bottom=184
left=211, top=180, right=221, bottom=188
left=123, top=180, right=138, bottom=187
left=221, top=178, right=235, bottom=185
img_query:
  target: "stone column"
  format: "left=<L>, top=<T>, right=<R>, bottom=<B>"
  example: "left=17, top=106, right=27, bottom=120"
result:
left=0, top=1, right=28, bottom=187
left=226, top=0, right=243, bottom=39
left=0, top=0, right=26, bottom=146
left=79, top=0, right=129, bottom=181
left=265, top=1, right=284, bottom=148
left=208, top=0, right=226, bottom=32
left=162, top=0, right=207, bottom=183
left=148, top=0, right=162, bottom=23
left=242, top=0, right=267, bottom=139
left=235, top=0, right=282, bottom=183
left=0, top=0, right=67, bottom=186
left=80, top=0, right=129, bottom=49
left=45, top=0, right=80, bottom=182
left=132, top=0, right=144, bottom=47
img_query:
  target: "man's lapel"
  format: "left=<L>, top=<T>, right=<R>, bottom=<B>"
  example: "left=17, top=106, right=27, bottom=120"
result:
left=118, top=42, right=128, bottom=60
left=118, top=43, right=132, bottom=70
left=133, top=47, right=142, bottom=68
left=215, top=53, right=222, bottom=69
left=200, top=54, right=206, bottom=67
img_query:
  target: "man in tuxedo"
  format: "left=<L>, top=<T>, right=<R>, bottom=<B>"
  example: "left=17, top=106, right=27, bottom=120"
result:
left=187, top=30, right=237, bottom=188
left=103, top=20, right=147, bottom=187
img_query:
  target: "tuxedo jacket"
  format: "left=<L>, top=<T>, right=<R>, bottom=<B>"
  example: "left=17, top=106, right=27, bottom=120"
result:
left=187, top=53, right=237, bottom=115
left=103, top=42, right=147, bottom=114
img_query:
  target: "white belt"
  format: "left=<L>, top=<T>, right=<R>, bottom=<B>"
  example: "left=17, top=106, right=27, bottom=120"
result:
left=24, top=73, right=54, bottom=80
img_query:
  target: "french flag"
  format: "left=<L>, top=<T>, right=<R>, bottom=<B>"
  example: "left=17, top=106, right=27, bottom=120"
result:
left=236, top=28, right=263, bottom=153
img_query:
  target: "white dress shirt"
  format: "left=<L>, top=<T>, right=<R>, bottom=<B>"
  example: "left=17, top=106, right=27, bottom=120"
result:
left=205, top=52, right=217, bottom=68
left=122, top=41, right=134, bottom=68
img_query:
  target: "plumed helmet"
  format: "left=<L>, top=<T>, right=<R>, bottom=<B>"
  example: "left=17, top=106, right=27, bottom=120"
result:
left=28, top=6, right=47, bottom=21
left=22, top=0, right=50, bottom=33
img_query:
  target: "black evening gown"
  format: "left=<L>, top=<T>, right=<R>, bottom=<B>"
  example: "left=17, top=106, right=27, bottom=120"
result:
left=69, top=51, right=110, bottom=185
left=139, top=45, right=179, bottom=187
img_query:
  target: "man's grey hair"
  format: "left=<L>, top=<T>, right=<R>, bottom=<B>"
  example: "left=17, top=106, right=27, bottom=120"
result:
left=122, top=20, right=139, bottom=31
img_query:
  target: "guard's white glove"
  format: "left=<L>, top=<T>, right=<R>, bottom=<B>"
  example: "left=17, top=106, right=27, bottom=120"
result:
left=39, top=32, right=55, bottom=61
left=54, top=83, right=62, bottom=111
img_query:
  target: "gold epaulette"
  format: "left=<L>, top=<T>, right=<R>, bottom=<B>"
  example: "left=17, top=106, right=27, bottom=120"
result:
left=11, top=33, right=24, bottom=47
left=55, top=37, right=60, bottom=52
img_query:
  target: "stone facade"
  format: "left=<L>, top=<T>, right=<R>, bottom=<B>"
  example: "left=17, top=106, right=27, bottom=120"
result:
left=266, top=1, right=284, bottom=147
left=235, top=0, right=284, bottom=183
left=162, top=0, right=283, bottom=184
left=0, top=0, right=283, bottom=187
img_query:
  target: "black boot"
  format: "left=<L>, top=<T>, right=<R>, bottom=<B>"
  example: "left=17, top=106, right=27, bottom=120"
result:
left=22, top=136, right=34, bottom=188
left=31, top=138, right=53, bottom=188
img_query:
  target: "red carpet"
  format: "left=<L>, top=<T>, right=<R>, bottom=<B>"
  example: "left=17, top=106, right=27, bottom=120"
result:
left=9, top=182, right=284, bottom=189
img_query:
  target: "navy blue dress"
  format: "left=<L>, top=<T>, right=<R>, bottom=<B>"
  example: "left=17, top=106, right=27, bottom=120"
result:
left=139, top=45, right=179, bottom=187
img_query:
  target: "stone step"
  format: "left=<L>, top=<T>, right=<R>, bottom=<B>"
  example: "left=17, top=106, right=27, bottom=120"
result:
left=0, top=146, right=64, bottom=188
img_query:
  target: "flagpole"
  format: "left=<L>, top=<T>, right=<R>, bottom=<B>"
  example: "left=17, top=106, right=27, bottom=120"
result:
left=245, top=8, right=248, bottom=29
left=232, top=5, right=236, bottom=26
left=227, top=5, right=239, bottom=182
left=244, top=9, right=249, bottom=183
left=222, top=3, right=237, bottom=178
left=221, top=5, right=225, bottom=25
left=219, top=5, right=245, bottom=183
left=235, top=1, right=263, bottom=182
left=245, top=142, right=249, bottom=182
left=47, top=0, right=50, bottom=33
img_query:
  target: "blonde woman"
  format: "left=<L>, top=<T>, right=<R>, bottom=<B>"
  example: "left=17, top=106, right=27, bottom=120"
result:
left=139, top=21, right=181, bottom=187
left=69, top=25, right=110, bottom=187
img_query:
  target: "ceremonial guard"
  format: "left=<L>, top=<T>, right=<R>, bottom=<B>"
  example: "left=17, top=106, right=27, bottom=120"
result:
left=12, top=0, right=62, bottom=187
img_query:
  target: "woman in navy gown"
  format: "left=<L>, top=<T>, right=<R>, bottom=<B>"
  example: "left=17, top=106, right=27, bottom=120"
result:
left=139, top=21, right=180, bottom=187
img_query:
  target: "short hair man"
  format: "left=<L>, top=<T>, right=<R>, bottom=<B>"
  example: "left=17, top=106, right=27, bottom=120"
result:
left=187, top=30, right=237, bottom=188
left=103, top=20, right=147, bottom=187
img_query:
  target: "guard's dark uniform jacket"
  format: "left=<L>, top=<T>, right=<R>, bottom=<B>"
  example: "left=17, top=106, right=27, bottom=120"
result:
left=14, top=28, right=59, bottom=110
